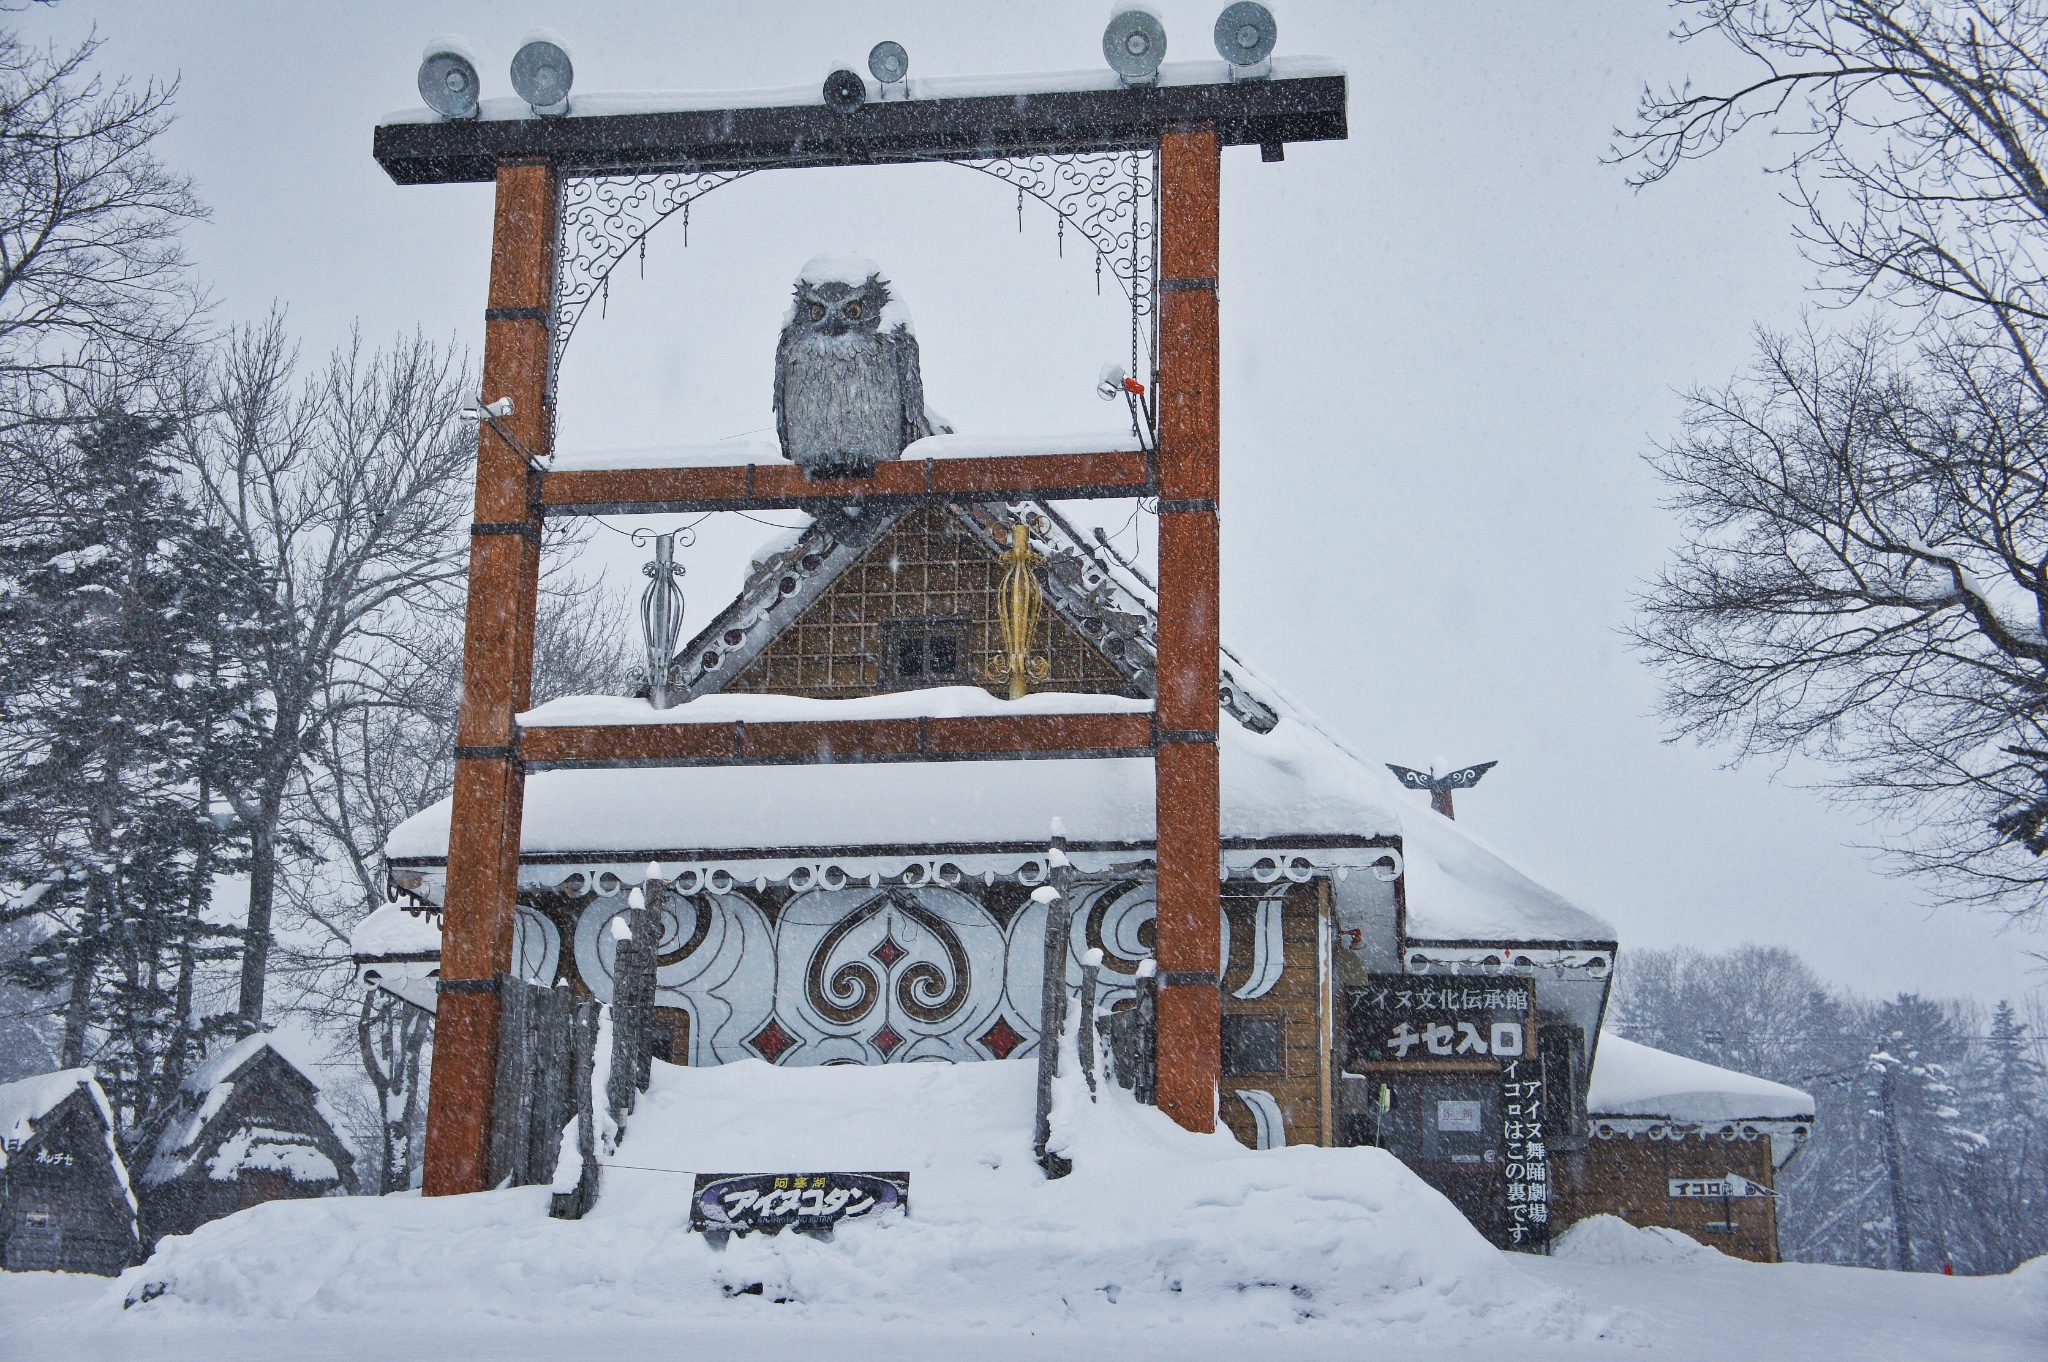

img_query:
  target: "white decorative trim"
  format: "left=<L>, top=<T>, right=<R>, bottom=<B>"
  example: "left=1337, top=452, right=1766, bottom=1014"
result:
left=1235, top=1089, right=1286, bottom=1150
left=389, top=846, right=1403, bottom=908
left=1233, top=892, right=1286, bottom=1000
left=1591, top=1115, right=1814, bottom=1170
left=1403, top=945, right=1613, bottom=977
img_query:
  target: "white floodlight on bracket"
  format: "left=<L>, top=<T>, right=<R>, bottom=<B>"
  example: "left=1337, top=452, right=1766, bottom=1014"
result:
left=1103, top=7, right=1167, bottom=87
left=868, top=41, right=910, bottom=99
left=459, top=396, right=547, bottom=471
left=418, top=36, right=481, bottom=120
left=510, top=28, right=574, bottom=117
left=1214, top=3, right=1277, bottom=80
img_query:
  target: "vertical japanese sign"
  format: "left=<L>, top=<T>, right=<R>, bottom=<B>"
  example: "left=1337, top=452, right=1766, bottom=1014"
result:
left=1501, top=1059, right=1549, bottom=1250
left=1346, top=975, right=1549, bottom=1252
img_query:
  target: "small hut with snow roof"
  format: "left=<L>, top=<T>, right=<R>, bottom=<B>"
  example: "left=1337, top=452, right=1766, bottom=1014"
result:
left=0, top=1068, right=139, bottom=1275
left=137, top=1036, right=357, bottom=1244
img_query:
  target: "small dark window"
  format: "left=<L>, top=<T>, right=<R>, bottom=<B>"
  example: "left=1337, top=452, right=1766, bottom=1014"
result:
left=881, top=617, right=968, bottom=690
left=1223, top=1015, right=1283, bottom=1075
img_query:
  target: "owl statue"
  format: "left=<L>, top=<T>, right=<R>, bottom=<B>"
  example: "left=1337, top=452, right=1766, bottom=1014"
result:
left=773, top=255, right=948, bottom=478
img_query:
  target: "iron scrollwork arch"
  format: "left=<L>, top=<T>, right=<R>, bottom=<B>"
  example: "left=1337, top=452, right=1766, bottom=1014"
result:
left=548, top=150, right=1161, bottom=405
left=552, top=169, right=760, bottom=388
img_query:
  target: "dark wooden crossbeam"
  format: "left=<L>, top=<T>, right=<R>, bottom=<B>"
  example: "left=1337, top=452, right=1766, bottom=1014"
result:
left=517, top=711, right=1156, bottom=770
left=540, top=449, right=1153, bottom=516
left=375, top=74, right=1346, bottom=184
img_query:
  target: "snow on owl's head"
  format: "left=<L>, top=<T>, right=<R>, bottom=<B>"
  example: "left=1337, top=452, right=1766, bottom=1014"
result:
left=788, top=253, right=896, bottom=338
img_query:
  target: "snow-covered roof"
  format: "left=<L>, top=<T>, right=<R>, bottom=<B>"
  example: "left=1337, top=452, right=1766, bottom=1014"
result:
left=382, top=485, right=1614, bottom=947
left=0, top=1067, right=137, bottom=1212
left=350, top=901, right=445, bottom=958
left=0, top=1067, right=108, bottom=1155
left=143, top=1036, right=349, bottom=1189
left=1399, top=804, right=1612, bottom=945
left=378, top=56, right=1347, bottom=127
left=1587, top=1034, right=1814, bottom=1123
left=387, top=710, right=1396, bottom=859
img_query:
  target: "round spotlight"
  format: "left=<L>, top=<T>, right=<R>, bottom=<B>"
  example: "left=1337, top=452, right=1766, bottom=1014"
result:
left=417, top=37, right=480, bottom=120
left=1213, top=3, right=1277, bottom=67
left=823, top=68, right=867, bottom=113
left=510, top=29, right=574, bottom=114
left=868, top=40, right=909, bottom=84
left=1103, top=9, right=1168, bottom=83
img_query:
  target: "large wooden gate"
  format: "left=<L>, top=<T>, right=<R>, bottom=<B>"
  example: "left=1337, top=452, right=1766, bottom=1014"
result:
left=372, top=62, right=1348, bottom=1195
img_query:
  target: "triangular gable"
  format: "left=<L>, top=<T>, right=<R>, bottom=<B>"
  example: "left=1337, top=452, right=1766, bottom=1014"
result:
left=672, top=498, right=1280, bottom=732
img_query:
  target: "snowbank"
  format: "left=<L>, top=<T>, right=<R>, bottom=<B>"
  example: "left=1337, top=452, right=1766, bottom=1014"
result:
left=1587, top=1035, right=1814, bottom=1123
left=1552, top=1215, right=1723, bottom=1266
left=110, top=1057, right=1601, bottom=1341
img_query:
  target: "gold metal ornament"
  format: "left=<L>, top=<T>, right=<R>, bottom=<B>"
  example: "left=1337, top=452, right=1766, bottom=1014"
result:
left=987, top=523, right=1051, bottom=700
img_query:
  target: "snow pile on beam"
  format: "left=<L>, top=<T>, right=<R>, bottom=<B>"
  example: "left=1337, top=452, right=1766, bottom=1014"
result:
left=108, top=1057, right=1604, bottom=1340
left=517, top=686, right=1151, bottom=728
left=379, top=56, right=1348, bottom=126
left=1587, top=1035, right=1814, bottom=1124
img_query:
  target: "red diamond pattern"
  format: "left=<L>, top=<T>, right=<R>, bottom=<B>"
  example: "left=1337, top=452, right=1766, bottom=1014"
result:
left=872, top=1025, right=903, bottom=1057
left=870, top=933, right=907, bottom=969
left=977, top=1016, right=1026, bottom=1061
left=748, top=1018, right=796, bottom=1064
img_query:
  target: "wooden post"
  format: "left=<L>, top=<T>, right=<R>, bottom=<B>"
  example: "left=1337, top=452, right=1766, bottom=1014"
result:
left=1152, top=126, right=1221, bottom=1135
left=422, top=157, right=557, bottom=1197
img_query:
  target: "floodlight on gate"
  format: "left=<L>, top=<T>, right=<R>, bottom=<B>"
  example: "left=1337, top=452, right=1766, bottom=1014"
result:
left=1103, top=8, right=1168, bottom=85
left=823, top=68, right=868, bottom=113
left=418, top=37, right=481, bottom=120
left=510, top=29, right=574, bottom=115
left=1214, top=4, right=1277, bottom=72
left=868, top=41, right=909, bottom=85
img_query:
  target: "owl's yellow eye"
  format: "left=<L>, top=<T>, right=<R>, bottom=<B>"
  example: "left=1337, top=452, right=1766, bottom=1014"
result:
left=845, top=302, right=862, bottom=319
left=809, top=303, right=826, bottom=320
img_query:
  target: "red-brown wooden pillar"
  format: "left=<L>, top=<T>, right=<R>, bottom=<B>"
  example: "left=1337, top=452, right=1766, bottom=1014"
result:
left=1152, top=125, right=1222, bottom=1134
left=422, top=157, right=556, bottom=1196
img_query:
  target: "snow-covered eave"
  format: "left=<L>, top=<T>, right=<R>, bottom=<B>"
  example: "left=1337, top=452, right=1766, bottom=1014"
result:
left=378, top=56, right=1348, bottom=127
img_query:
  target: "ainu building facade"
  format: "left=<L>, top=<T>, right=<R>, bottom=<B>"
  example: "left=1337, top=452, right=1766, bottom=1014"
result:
left=374, top=495, right=1815, bottom=1257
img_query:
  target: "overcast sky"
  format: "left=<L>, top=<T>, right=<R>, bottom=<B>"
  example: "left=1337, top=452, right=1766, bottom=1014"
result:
left=26, top=1, right=2046, bottom=1007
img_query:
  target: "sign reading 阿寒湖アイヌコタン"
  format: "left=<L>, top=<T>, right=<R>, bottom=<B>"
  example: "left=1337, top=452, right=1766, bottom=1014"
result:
left=689, top=1171, right=909, bottom=1235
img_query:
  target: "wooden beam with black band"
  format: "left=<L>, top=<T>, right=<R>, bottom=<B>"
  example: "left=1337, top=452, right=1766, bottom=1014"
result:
left=1152, top=125, right=1224, bottom=1136
left=422, top=158, right=556, bottom=1199
left=516, top=711, right=1156, bottom=770
left=374, top=74, right=1346, bottom=184
left=541, top=448, right=1155, bottom=518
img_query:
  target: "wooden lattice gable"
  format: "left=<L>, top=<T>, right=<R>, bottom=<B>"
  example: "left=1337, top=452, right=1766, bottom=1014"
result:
left=671, top=499, right=1281, bottom=731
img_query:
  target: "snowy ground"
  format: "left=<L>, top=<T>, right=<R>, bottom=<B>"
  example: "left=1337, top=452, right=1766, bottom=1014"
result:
left=4, top=1058, right=2042, bottom=1362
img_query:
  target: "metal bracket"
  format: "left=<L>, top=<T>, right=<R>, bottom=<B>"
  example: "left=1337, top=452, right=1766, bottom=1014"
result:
left=1159, top=970, right=1219, bottom=988
left=436, top=976, right=502, bottom=995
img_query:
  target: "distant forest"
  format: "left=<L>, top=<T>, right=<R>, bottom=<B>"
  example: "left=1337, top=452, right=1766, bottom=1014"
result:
left=1610, top=945, right=2048, bottom=1274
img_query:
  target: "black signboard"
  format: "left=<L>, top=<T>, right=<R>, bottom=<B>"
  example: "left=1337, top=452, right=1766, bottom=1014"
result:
left=1345, top=977, right=1533, bottom=1065
left=689, top=1171, right=909, bottom=1235
left=1345, top=976, right=1548, bottom=1251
